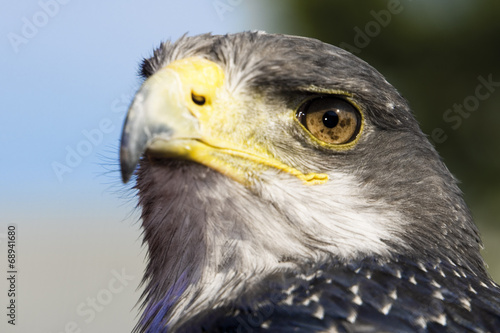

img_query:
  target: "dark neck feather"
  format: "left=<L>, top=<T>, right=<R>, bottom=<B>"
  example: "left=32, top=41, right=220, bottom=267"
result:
left=135, top=160, right=209, bottom=331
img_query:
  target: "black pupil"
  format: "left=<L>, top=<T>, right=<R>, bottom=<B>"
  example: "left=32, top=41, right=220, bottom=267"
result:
left=322, top=110, right=339, bottom=128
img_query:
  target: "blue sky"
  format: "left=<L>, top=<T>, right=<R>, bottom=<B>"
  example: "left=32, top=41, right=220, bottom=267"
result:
left=0, top=1, right=280, bottom=331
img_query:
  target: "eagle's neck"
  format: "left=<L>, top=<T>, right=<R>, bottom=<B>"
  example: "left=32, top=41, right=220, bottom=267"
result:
left=135, top=162, right=313, bottom=330
left=134, top=157, right=487, bottom=332
left=134, top=160, right=422, bottom=331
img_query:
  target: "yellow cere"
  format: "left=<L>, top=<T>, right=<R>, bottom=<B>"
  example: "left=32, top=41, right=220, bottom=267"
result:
left=166, top=57, right=225, bottom=110
left=158, top=57, right=328, bottom=186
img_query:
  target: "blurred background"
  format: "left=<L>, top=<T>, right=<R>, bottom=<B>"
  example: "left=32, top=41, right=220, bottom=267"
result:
left=1, top=1, right=498, bottom=332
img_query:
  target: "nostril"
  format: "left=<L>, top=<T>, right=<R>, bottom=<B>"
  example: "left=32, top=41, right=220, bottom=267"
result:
left=191, top=92, right=206, bottom=105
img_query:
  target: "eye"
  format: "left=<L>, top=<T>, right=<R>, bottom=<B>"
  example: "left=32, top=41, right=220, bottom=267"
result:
left=296, top=96, right=361, bottom=145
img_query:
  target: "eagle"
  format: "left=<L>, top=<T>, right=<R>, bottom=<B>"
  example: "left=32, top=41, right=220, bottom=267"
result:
left=119, top=32, right=500, bottom=332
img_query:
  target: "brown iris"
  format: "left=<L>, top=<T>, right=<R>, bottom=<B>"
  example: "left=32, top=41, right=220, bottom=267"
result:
left=296, top=96, right=361, bottom=144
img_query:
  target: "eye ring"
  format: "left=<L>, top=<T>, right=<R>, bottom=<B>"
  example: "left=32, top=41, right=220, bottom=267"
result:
left=296, top=96, right=362, bottom=145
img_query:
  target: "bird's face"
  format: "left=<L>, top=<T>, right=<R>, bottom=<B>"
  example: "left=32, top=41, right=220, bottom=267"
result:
left=123, top=61, right=281, bottom=184
left=121, top=55, right=367, bottom=186
left=120, top=32, right=481, bottom=283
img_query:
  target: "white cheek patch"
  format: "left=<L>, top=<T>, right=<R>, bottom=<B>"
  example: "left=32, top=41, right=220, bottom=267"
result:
left=255, top=170, right=408, bottom=259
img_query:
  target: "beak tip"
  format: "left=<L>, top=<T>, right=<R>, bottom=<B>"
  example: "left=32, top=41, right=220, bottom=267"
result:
left=120, top=147, right=139, bottom=184
left=121, top=170, right=132, bottom=184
